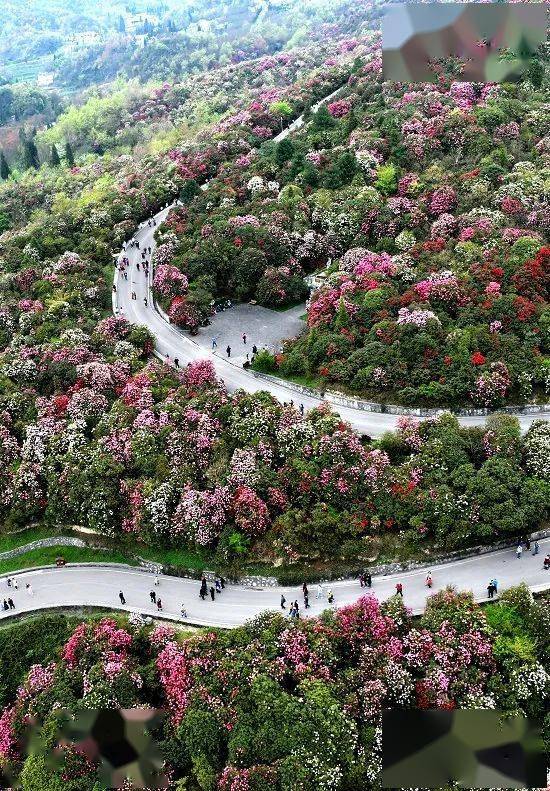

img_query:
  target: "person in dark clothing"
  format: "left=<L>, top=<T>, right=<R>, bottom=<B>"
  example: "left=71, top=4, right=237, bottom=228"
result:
left=252, top=344, right=258, bottom=355
left=487, top=582, right=495, bottom=599
left=395, top=583, right=403, bottom=597
left=302, top=582, right=308, bottom=597
left=150, top=591, right=156, bottom=604
left=210, top=586, right=215, bottom=601
left=156, top=598, right=162, bottom=610
left=280, top=594, right=286, bottom=609
left=359, top=574, right=365, bottom=587
left=119, top=591, right=126, bottom=605
left=366, top=572, right=372, bottom=587
left=299, top=403, right=304, bottom=416
left=174, top=357, right=179, bottom=368
left=200, top=577, right=207, bottom=600
left=144, top=298, right=148, bottom=307
left=304, top=593, right=310, bottom=609
left=7, top=598, right=14, bottom=610
left=220, top=577, right=226, bottom=589
left=2, top=600, right=8, bottom=611
left=226, top=345, right=231, bottom=358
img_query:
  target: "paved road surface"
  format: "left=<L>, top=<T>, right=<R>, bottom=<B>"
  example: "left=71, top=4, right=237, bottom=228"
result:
left=1, top=539, right=548, bottom=627
left=113, top=207, right=550, bottom=437
left=112, top=86, right=550, bottom=437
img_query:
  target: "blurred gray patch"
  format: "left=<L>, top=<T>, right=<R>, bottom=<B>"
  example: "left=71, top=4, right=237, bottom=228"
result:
left=382, top=4, right=547, bottom=82
left=381, top=709, right=547, bottom=788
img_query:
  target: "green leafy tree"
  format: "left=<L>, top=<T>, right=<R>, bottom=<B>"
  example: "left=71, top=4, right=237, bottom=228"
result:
left=64, top=141, right=75, bottom=167
left=0, top=150, right=10, bottom=180
left=50, top=144, right=61, bottom=168
left=23, top=139, right=40, bottom=170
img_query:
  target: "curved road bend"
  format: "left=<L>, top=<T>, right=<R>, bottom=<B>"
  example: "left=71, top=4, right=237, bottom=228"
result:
left=1, top=538, right=548, bottom=627
left=112, top=88, right=550, bottom=437
left=114, top=210, right=550, bottom=437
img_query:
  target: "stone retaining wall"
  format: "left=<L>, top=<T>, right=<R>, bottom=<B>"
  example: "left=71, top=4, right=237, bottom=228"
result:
left=0, top=536, right=86, bottom=561
left=252, top=371, right=550, bottom=418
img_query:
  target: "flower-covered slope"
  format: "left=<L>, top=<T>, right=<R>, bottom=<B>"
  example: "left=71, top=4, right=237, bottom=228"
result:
left=0, top=587, right=548, bottom=789
left=152, top=51, right=549, bottom=407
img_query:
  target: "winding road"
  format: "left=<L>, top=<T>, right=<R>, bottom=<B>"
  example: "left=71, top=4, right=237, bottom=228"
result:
left=1, top=538, right=549, bottom=627
left=101, top=92, right=550, bottom=625
left=113, top=211, right=550, bottom=439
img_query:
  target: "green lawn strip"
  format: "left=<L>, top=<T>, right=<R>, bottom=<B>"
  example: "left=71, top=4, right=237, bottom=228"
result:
left=0, top=526, right=70, bottom=554
left=136, top=544, right=213, bottom=570
left=0, top=545, right=138, bottom=576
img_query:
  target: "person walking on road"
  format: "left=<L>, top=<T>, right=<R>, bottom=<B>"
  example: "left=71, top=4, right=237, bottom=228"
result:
left=154, top=575, right=160, bottom=586
left=26, top=583, right=33, bottom=597
left=532, top=541, right=539, bottom=556
left=156, top=598, right=162, bottom=611
left=487, top=581, right=495, bottom=599
left=209, top=586, right=215, bottom=601
left=200, top=577, right=207, bottom=600
left=425, top=572, right=433, bottom=589
left=7, top=598, right=14, bottom=610
left=212, top=336, right=218, bottom=350
left=366, top=572, right=372, bottom=588
left=150, top=591, right=156, bottom=604
left=6, top=578, right=11, bottom=588
left=13, top=578, right=18, bottom=590
left=119, top=591, right=126, bottom=605
left=491, top=578, right=498, bottom=594
left=304, top=592, right=310, bottom=609
left=2, top=600, right=8, bottom=611
left=302, top=582, right=308, bottom=597
left=174, top=357, right=179, bottom=368
left=327, top=589, right=334, bottom=604
left=280, top=594, right=286, bottom=609
left=516, top=544, right=523, bottom=559
left=395, top=582, right=403, bottom=597
left=299, top=403, right=304, bottom=416
left=215, top=578, right=222, bottom=594
left=252, top=344, right=258, bottom=355
left=144, top=297, right=148, bottom=308
left=226, top=345, right=231, bottom=358
left=543, top=554, right=550, bottom=570
left=180, top=604, right=187, bottom=618
left=242, top=332, right=247, bottom=345
left=316, top=583, right=323, bottom=599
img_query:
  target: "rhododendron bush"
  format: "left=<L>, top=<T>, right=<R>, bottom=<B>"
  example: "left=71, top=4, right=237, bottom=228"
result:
left=0, top=345, right=547, bottom=556
left=0, top=588, right=547, bottom=788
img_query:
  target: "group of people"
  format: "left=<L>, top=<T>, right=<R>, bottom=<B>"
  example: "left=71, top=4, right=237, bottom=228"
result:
left=2, top=577, right=35, bottom=612
left=199, top=574, right=225, bottom=601
left=280, top=582, right=334, bottom=614
left=516, top=538, right=541, bottom=558
left=486, top=578, right=499, bottom=598
left=359, top=571, right=372, bottom=587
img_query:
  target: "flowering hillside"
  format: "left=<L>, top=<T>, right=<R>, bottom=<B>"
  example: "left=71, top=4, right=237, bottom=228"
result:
left=0, top=587, right=548, bottom=789
left=0, top=7, right=548, bottom=565
left=153, top=55, right=549, bottom=406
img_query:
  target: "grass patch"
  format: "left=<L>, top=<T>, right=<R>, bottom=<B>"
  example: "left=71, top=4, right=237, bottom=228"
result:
left=277, top=371, right=323, bottom=391
left=270, top=300, right=306, bottom=313
left=0, top=546, right=138, bottom=576
left=136, top=544, right=214, bottom=571
left=0, top=526, right=70, bottom=554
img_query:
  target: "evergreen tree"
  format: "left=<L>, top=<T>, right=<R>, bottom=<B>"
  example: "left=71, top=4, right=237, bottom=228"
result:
left=344, top=108, right=359, bottom=136
left=0, top=151, right=10, bottom=180
left=50, top=144, right=61, bottom=168
left=23, top=139, right=40, bottom=170
left=64, top=141, right=75, bottom=168
left=275, top=137, right=294, bottom=166
left=312, top=103, right=336, bottom=130
left=180, top=179, right=200, bottom=204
